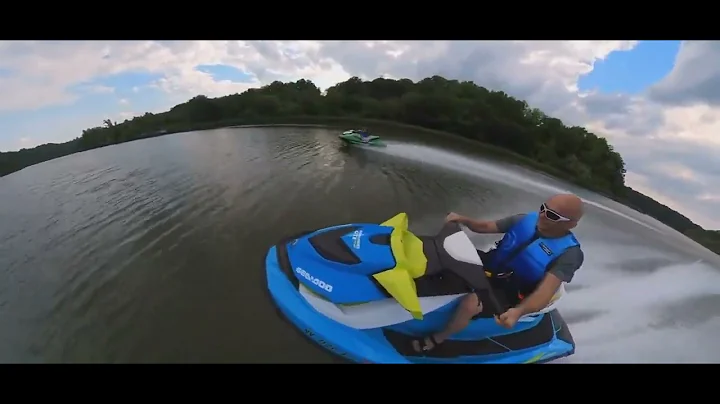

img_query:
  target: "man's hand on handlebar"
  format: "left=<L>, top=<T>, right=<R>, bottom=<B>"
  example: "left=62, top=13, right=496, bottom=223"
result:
left=445, top=212, right=464, bottom=223
left=445, top=212, right=500, bottom=234
left=495, top=307, right=523, bottom=329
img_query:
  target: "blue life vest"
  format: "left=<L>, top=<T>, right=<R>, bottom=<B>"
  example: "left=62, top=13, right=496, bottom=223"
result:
left=486, top=211, right=579, bottom=290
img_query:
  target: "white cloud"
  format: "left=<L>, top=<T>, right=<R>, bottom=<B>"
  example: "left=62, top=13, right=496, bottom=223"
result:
left=0, top=40, right=718, bottom=228
left=17, top=136, right=34, bottom=149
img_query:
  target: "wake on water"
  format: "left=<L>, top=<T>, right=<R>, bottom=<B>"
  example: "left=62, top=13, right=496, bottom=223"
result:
left=557, top=259, right=720, bottom=363
left=374, top=142, right=664, bottom=233
left=365, top=141, right=720, bottom=363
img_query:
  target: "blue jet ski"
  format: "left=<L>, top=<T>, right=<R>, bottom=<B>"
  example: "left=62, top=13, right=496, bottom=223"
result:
left=265, top=213, right=575, bottom=364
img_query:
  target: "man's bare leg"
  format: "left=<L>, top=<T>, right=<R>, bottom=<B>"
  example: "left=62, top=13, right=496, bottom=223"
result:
left=412, top=293, right=483, bottom=352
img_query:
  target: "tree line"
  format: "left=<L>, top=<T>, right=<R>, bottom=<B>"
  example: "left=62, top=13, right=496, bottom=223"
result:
left=1, top=75, right=718, bottom=253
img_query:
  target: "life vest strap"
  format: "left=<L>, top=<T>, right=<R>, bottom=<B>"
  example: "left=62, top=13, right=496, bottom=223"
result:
left=484, top=269, right=514, bottom=279
left=485, top=268, right=525, bottom=302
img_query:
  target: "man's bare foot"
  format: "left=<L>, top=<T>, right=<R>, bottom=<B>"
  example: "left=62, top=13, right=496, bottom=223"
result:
left=411, top=335, right=440, bottom=353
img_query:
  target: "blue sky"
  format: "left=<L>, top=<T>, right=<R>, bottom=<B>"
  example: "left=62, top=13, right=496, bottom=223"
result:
left=578, top=40, right=682, bottom=94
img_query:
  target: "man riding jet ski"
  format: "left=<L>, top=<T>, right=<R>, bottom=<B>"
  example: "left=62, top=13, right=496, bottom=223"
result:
left=412, top=193, right=584, bottom=353
left=265, top=193, right=583, bottom=364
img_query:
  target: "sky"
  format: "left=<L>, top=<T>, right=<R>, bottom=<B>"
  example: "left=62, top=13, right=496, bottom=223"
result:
left=0, top=40, right=719, bottom=229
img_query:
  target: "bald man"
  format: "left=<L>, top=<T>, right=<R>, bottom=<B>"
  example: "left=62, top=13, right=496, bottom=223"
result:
left=411, top=193, right=585, bottom=354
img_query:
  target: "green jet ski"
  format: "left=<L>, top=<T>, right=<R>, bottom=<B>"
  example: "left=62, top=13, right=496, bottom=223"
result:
left=339, top=129, right=386, bottom=147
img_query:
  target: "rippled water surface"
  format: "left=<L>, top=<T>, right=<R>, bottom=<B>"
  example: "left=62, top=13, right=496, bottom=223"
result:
left=1, top=126, right=719, bottom=363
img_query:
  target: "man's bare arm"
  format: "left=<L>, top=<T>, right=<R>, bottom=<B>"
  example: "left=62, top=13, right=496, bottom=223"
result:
left=456, top=213, right=524, bottom=234
left=516, top=272, right=562, bottom=315
left=458, top=217, right=500, bottom=233
left=516, top=248, right=583, bottom=315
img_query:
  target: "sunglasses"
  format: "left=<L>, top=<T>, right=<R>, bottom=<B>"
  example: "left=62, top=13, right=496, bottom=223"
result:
left=540, top=203, right=572, bottom=222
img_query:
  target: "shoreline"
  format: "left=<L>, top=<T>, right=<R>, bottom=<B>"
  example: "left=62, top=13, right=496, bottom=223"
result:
left=2, top=115, right=718, bottom=254
left=0, top=115, right=676, bottom=211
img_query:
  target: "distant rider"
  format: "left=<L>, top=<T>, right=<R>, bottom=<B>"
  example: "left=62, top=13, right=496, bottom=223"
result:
left=359, top=128, right=370, bottom=142
left=412, top=193, right=585, bottom=353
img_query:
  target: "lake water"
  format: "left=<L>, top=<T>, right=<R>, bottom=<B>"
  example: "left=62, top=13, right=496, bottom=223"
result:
left=1, top=126, right=719, bottom=363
